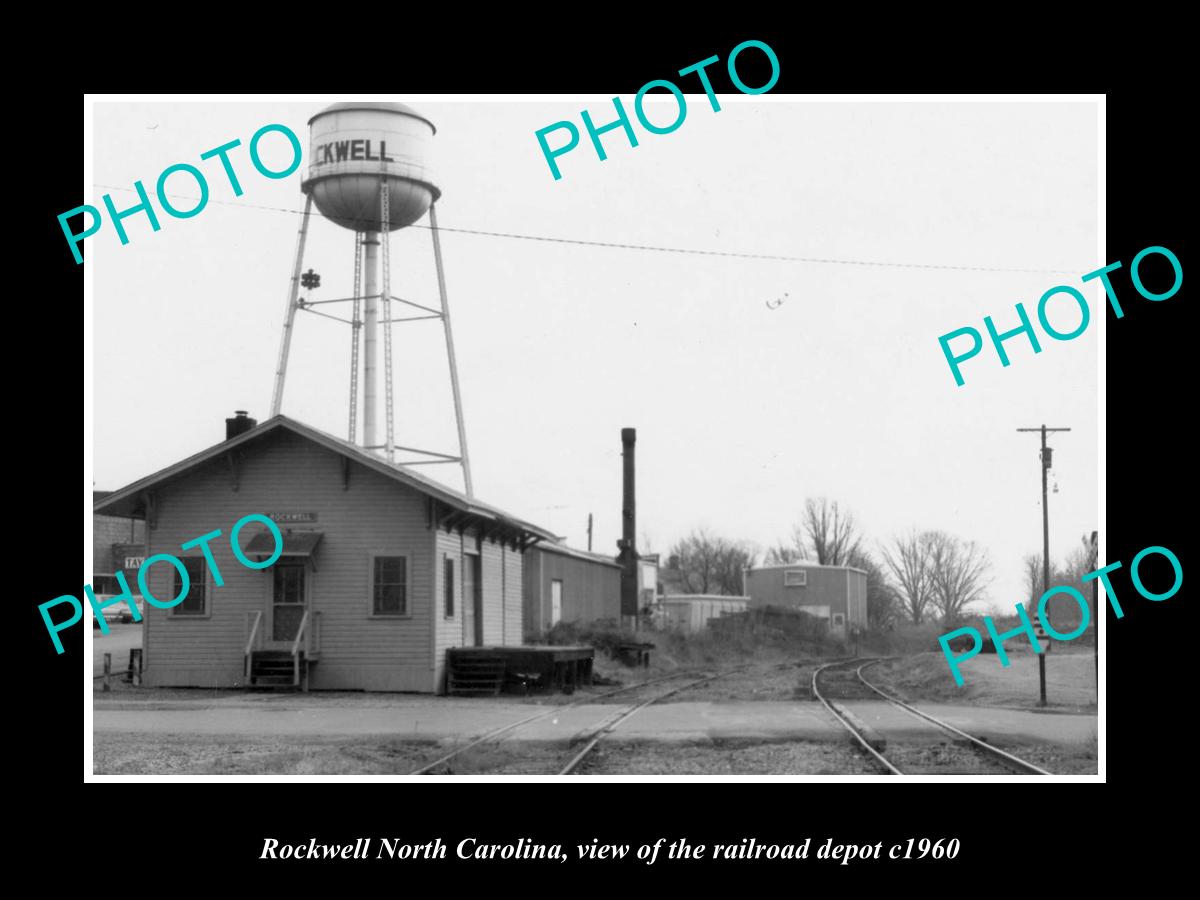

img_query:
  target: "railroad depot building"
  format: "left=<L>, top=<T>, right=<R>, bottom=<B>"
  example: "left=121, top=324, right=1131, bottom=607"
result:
left=743, top=562, right=868, bottom=638
left=92, top=414, right=556, bottom=693
left=523, top=542, right=621, bottom=637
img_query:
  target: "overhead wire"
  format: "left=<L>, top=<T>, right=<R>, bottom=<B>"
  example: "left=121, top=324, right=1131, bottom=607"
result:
left=89, top=183, right=1077, bottom=275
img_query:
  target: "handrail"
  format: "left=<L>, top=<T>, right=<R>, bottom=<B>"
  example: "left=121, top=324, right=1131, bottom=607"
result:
left=244, top=611, right=262, bottom=682
left=291, top=610, right=309, bottom=658
left=245, top=610, right=262, bottom=656
left=291, top=610, right=310, bottom=689
left=245, top=611, right=262, bottom=654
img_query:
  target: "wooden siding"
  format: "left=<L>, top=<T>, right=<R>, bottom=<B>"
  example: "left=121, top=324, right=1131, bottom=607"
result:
left=428, top=528, right=524, bottom=693
left=480, top=539, right=504, bottom=645
left=524, top=547, right=621, bottom=636
left=522, top=548, right=541, bottom=637
left=140, top=429, right=436, bottom=692
left=433, top=527, right=466, bottom=693
left=503, top=544, right=523, bottom=645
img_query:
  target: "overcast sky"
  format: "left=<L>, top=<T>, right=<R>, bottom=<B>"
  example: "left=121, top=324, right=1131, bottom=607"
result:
left=89, top=97, right=1099, bottom=615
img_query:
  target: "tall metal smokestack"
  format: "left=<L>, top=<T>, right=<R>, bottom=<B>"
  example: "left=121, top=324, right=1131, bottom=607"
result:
left=618, top=428, right=638, bottom=619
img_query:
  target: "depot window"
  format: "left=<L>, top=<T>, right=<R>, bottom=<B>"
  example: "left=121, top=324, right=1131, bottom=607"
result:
left=371, top=555, right=409, bottom=616
left=173, top=557, right=208, bottom=616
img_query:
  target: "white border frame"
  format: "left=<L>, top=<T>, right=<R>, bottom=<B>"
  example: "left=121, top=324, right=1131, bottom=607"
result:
left=83, top=92, right=1105, bottom=784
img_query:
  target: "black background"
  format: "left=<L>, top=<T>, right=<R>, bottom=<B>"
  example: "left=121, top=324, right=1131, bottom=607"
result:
left=23, top=23, right=1188, bottom=886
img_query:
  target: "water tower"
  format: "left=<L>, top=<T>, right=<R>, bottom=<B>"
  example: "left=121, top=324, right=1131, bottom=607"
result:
left=269, top=101, right=473, bottom=495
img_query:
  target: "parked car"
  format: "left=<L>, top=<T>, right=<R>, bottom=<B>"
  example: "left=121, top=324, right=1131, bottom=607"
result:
left=93, top=592, right=145, bottom=628
left=90, top=577, right=145, bottom=625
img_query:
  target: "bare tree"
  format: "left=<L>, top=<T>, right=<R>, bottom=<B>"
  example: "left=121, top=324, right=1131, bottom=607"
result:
left=1023, top=553, right=1043, bottom=604
left=804, top=497, right=861, bottom=566
left=1062, top=533, right=1097, bottom=585
left=764, top=533, right=806, bottom=565
left=880, top=530, right=934, bottom=625
left=925, top=531, right=991, bottom=626
left=669, top=529, right=755, bottom=595
left=639, top=530, right=655, bottom=556
left=1022, top=534, right=1096, bottom=632
left=714, top=541, right=756, bottom=595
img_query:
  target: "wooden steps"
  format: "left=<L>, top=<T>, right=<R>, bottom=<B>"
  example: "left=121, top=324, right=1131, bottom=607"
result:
left=446, top=653, right=507, bottom=696
left=248, top=650, right=309, bottom=690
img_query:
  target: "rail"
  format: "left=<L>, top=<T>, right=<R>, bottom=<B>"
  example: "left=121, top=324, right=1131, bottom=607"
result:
left=557, top=667, right=743, bottom=775
left=855, top=660, right=1051, bottom=776
left=410, top=668, right=719, bottom=776
left=811, top=659, right=902, bottom=775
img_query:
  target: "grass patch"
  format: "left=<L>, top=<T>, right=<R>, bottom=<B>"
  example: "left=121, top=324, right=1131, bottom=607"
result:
left=530, top=610, right=848, bottom=675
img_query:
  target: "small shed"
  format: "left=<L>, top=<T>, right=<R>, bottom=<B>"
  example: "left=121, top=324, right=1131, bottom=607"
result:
left=524, top=542, right=621, bottom=637
left=659, top=595, right=749, bottom=633
left=743, top=563, right=867, bottom=639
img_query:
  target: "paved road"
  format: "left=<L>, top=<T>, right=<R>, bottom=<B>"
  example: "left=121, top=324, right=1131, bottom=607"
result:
left=93, top=694, right=1095, bottom=745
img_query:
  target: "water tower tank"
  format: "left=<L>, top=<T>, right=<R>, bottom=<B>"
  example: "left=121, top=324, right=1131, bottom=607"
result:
left=301, top=102, right=440, bottom=232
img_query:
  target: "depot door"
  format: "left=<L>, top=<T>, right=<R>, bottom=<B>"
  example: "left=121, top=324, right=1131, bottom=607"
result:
left=270, top=563, right=307, bottom=645
left=462, top=553, right=483, bottom=647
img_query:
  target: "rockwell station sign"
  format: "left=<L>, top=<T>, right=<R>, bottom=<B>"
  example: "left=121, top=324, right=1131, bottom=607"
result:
left=312, top=139, right=396, bottom=166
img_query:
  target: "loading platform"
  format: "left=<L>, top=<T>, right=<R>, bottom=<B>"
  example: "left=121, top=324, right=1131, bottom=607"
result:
left=446, top=646, right=594, bottom=696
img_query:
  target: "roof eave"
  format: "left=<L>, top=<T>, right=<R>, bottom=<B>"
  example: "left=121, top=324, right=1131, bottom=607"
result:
left=93, top=416, right=556, bottom=542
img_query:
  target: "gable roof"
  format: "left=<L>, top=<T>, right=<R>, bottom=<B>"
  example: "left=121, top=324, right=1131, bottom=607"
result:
left=748, top=562, right=869, bottom=576
left=92, top=415, right=556, bottom=542
left=532, top=541, right=622, bottom=569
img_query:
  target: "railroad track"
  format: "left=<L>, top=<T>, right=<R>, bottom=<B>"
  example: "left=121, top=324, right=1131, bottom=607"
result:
left=410, top=667, right=739, bottom=775
left=557, top=669, right=739, bottom=775
left=812, top=658, right=1051, bottom=776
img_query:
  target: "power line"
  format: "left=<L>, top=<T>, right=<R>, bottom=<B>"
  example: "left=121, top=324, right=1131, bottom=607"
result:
left=89, top=183, right=1076, bottom=274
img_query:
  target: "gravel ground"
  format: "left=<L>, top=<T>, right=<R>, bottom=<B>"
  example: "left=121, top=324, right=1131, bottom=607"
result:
left=885, top=738, right=1096, bottom=775
left=571, top=739, right=882, bottom=776
left=881, top=741, right=1015, bottom=775
left=95, top=734, right=439, bottom=775
left=986, top=740, right=1097, bottom=775
left=94, top=730, right=1095, bottom=776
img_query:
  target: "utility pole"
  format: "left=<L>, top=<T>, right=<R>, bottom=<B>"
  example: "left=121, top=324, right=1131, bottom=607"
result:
left=1017, top=424, right=1071, bottom=708
left=587, top=513, right=593, bottom=552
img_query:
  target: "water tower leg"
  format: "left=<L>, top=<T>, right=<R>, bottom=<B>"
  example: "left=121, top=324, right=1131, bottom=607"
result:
left=270, top=193, right=314, bottom=417
left=362, top=231, right=380, bottom=452
left=348, top=232, right=363, bottom=443
left=380, top=179, right=395, bottom=462
left=429, top=203, right=474, bottom=498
